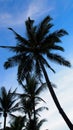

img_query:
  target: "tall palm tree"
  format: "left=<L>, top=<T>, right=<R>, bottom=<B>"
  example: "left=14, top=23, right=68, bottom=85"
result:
left=0, top=16, right=73, bottom=129
left=0, top=87, right=20, bottom=130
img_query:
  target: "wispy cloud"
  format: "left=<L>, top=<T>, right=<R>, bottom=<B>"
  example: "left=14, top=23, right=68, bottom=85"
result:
left=26, top=0, right=54, bottom=18
left=0, top=0, right=54, bottom=27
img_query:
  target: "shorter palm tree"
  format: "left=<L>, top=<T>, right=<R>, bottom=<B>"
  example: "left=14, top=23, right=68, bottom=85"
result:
left=19, top=76, right=48, bottom=130
left=0, top=87, right=20, bottom=130
left=19, top=76, right=48, bottom=119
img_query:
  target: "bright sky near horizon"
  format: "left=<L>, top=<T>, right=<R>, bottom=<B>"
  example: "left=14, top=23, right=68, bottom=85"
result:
left=0, top=0, right=73, bottom=130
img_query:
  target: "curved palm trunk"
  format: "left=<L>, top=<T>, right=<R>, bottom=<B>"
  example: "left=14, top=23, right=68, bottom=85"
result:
left=40, top=61, right=73, bottom=130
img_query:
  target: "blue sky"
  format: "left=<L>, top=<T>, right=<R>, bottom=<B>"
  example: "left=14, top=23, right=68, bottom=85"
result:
left=0, top=0, right=73, bottom=130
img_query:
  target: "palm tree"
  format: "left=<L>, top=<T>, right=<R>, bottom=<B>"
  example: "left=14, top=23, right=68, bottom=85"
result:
left=19, top=76, right=48, bottom=125
left=9, top=115, right=47, bottom=130
left=0, top=16, right=73, bottom=129
left=0, top=87, right=20, bottom=130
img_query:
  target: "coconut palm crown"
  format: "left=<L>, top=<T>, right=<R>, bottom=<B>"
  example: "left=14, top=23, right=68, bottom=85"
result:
left=0, top=16, right=71, bottom=83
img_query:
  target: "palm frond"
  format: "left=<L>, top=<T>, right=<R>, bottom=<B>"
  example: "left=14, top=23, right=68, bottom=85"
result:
left=25, top=17, right=37, bottom=45
left=1, top=87, right=7, bottom=97
left=36, top=106, right=48, bottom=114
left=9, top=113, right=17, bottom=118
left=35, top=83, right=47, bottom=95
left=4, top=53, right=27, bottom=69
left=17, top=55, right=33, bottom=83
left=0, top=45, right=30, bottom=54
left=19, top=94, right=30, bottom=100
left=42, top=29, right=68, bottom=44
left=4, top=56, right=19, bottom=69
left=41, top=33, right=61, bottom=45
left=9, top=102, right=20, bottom=112
left=36, top=16, right=53, bottom=42
left=49, top=45, right=64, bottom=52
left=56, top=29, right=68, bottom=37
left=39, top=55, right=55, bottom=73
left=8, top=27, right=29, bottom=47
left=47, top=53, right=71, bottom=67
left=37, top=119, right=47, bottom=129
left=35, top=96, right=46, bottom=103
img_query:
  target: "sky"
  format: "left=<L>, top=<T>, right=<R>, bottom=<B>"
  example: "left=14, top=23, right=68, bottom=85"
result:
left=0, top=0, right=73, bottom=130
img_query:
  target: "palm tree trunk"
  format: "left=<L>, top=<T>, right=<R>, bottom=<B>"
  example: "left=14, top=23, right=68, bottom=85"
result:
left=33, top=98, right=36, bottom=129
left=4, top=116, right=7, bottom=130
left=40, top=60, right=73, bottom=130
